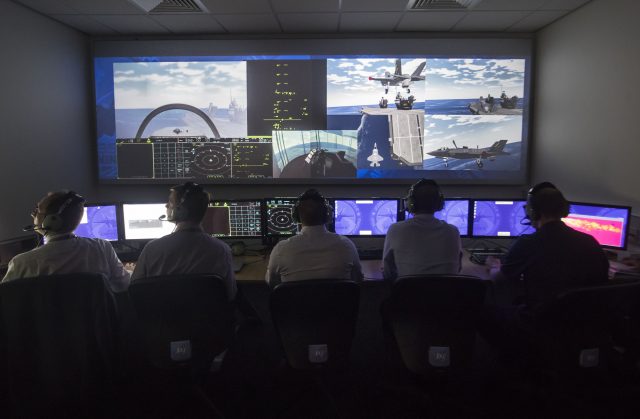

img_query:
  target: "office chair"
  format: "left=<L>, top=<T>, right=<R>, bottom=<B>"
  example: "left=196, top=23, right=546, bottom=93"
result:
left=0, top=273, right=119, bottom=417
left=381, top=275, right=487, bottom=377
left=127, top=274, right=235, bottom=418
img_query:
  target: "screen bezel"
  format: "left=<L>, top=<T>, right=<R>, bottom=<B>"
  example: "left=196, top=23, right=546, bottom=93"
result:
left=206, top=199, right=263, bottom=239
left=566, top=201, right=632, bottom=251
left=333, top=198, right=400, bottom=238
left=470, top=198, right=532, bottom=239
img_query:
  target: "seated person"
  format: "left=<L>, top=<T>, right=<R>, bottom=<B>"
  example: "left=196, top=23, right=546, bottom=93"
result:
left=488, top=182, right=609, bottom=309
left=383, top=179, right=462, bottom=280
left=132, top=182, right=237, bottom=301
left=2, top=191, right=130, bottom=292
left=266, top=189, right=362, bottom=288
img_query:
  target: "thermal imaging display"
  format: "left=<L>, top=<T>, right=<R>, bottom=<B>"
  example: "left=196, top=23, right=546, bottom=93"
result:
left=471, top=200, right=535, bottom=237
left=75, top=205, right=119, bottom=241
left=334, top=199, right=398, bottom=236
left=564, top=203, right=631, bottom=249
left=404, top=199, right=470, bottom=236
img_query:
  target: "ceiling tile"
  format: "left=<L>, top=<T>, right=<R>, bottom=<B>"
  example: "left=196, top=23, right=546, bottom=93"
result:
left=397, top=11, right=466, bottom=31
left=271, top=0, right=339, bottom=13
left=453, top=11, right=530, bottom=31
left=507, top=10, right=567, bottom=31
left=472, top=0, right=547, bottom=11
left=199, top=0, right=272, bottom=14
left=214, top=13, right=281, bottom=33
left=278, top=13, right=339, bottom=33
left=63, top=0, right=143, bottom=14
left=91, top=14, right=171, bottom=34
left=341, top=0, right=410, bottom=12
left=150, top=14, right=225, bottom=34
left=50, top=14, right=119, bottom=34
left=13, top=0, right=79, bottom=14
left=340, top=12, right=403, bottom=32
left=539, top=0, right=591, bottom=10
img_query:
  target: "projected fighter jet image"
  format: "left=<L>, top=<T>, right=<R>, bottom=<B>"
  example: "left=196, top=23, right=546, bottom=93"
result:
left=427, top=140, right=509, bottom=168
left=369, top=59, right=426, bottom=94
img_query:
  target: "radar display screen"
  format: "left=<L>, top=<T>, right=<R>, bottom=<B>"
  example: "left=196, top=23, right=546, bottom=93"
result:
left=404, top=199, right=470, bottom=236
left=334, top=199, right=398, bottom=236
left=122, top=203, right=174, bottom=240
left=564, top=203, right=631, bottom=249
left=264, top=198, right=297, bottom=236
left=203, top=200, right=262, bottom=238
left=116, top=137, right=272, bottom=180
left=75, top=205, right=119, bottom=241
left=471, top=200, right=534, bottom=237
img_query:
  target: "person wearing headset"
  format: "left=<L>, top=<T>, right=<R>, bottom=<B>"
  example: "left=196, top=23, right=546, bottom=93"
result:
left=131, top=182, right=237, bottom=300
left=265, top=189, right=362, bottom=288
left=487, top=182, right=609, bottom=309
left=382, top=179, right=462, bottom=280
left=2, top=190, right=130, bottom=293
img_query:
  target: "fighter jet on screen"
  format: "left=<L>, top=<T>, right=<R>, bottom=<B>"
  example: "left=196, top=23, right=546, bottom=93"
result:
left=427, top=140, right=509, bottom=168
left=369, top=59, right=426, bottom=94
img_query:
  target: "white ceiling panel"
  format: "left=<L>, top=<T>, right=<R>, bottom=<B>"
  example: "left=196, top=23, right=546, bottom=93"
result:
left=453, top=11, right=530, bottom=31
left=472, top=0, right=547, bottom=11
left=150, top=14, right=225, bottom=34
left=199, top=0, right=272, bottom=14
left=271, top=0, right=339, bottom=13
left=397, top=11, right=466, bottom=32
left=341, top=0, right=410, bottom=12
left=63, top=0, right=143, bottom=14
left=539, top=0, right=591, bottom=10
left=507, top=10, right=566, bottom=31
left=278, top=13, right=339, bottom=33
left=14, top=0, right=79, bottom=14
left=50, top=14, right=119, bottom=34
left=214, top=13, right=281, bottom=33
left=339, top=12, right=403, bottom=32
left=91, top=14, right=171, bottom=34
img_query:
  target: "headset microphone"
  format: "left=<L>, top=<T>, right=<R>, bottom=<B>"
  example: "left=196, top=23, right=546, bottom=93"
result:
left=158, top=214, right=167, bottom=221
left=23, top=224, right=39, bottom=232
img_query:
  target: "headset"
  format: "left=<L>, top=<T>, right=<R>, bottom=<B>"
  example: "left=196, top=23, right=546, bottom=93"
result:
left=40, top=191, right=86, bottom=233
left=525, top=181, right=569, bottom=222
left=169, top=182, right=204, bottom=222
left=405, top=179, right=445, bottom=214
left=292, top=189, right=332, bottom=225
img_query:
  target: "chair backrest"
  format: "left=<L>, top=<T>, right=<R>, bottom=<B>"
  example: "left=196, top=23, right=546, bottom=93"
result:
left=270, top=280, right=360, bottom=370
left=382, top=275, right=487, bottom=375
left=128, top=274, right=235, bottom=374
left=533, top=280, right=640, bottom=370
left=0, top=273, right=118, bottom=415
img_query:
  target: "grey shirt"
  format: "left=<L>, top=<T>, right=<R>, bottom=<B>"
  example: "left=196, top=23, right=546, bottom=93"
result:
left=383, top=213, right=462, bottom=280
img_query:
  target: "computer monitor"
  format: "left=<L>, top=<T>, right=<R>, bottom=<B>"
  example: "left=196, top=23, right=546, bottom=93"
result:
left=334, top=199, right=399, bottom=236
left=471, top=199, right=535, bottom=237
left=203, top=200, right=262, bottom=238
left=263, top=198, right=298, bottom=236
left=404, top=199, right=470, bottom=236
left=75, top=204, right=119, bottom=241
left=122, top=203, right=174, bottom=240
left=564, top=202, right=632, bottom=250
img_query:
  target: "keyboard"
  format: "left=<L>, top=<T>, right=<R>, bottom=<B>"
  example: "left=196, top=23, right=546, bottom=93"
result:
left=468, top=250, right=507, bottom=265
left=357, top=248, right=383, bottom=260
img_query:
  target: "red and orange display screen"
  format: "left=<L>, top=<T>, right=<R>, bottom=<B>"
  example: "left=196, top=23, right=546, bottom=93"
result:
left=563, top=204, right=630, bottom=249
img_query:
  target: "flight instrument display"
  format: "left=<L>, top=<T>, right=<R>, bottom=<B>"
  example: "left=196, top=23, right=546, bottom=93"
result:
left=203, top=200, right=262, bottom=238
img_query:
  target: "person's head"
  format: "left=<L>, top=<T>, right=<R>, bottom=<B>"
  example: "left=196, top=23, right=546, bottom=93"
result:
left=405, top=179, right=445, bottom=215
left=292, top=189, right=332, bottom=227
left=32, top=190, right=86, bottom=235
left=526, top=182, right=570, bottom=228
left=166, top=182, right=209, bottom=224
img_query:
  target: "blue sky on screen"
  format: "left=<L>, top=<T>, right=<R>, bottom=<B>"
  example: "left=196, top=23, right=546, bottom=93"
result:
left=113, top=61, right=246, bottom=109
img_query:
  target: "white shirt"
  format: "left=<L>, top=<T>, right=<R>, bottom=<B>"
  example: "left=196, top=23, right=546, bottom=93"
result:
left=131, top=228, right=237, bottom=300
left=265, top=225, right=363, bottom=288
left=2, top=235, right=130, bottom=293
left=383, top=213, right=462, bottom=280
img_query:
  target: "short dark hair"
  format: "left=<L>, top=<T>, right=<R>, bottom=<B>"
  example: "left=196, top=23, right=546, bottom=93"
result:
left=411, top=181, right=443, bottom=214
left=529, top=187, right=570, bottom=219
left=296, top=189, right=329, bottom=226
left=41, top=191, right=85, bottom=233
left=170, top=182, right=210, bottom=223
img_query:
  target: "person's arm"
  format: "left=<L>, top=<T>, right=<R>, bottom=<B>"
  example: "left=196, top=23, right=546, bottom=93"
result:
left=130, top=248, right=147, bottom=281
left=346, top=239, right=363, bottom=282
left=265, top=244, right=282, bottom=289
left=382, top=227, right=397, bottom=280
left=497, top=236, right=532, bottom=282
left=222, top=245, right=238, bottom=301
left=103, top=240, right=130, bottom=292
left=2, top=257, right=23, bottom=282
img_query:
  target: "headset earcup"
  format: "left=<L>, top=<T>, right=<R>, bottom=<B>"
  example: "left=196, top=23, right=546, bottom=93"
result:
left=42, top=214, right=61, bottom=232
left=292, top=202, right=299, bottom=223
